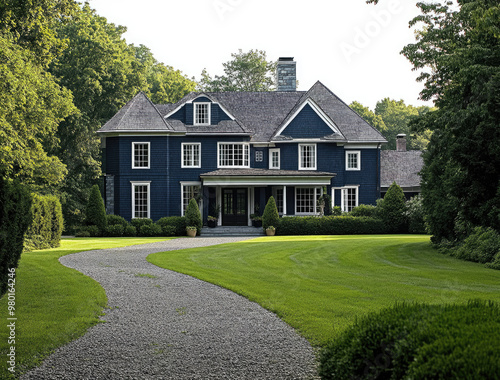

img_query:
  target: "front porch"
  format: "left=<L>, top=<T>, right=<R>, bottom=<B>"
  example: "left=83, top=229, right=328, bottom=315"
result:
left=200, top=169, right=336, bottom=227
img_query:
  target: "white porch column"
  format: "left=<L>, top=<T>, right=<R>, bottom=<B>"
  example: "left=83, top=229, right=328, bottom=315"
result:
left=216, top=186, right=222, bottom=226
left=283, top=185, right=287, bottom=216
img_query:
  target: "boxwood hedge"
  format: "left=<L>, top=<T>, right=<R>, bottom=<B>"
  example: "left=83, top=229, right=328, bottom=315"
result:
left=319, top=300, right=500, bottom=380
left=278, top=216, right=389, bottom=235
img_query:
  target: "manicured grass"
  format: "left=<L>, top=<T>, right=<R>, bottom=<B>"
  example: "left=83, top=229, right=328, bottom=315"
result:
left=148, top=235, right=500, bottom=346
left=0, top=237, right=171, bottom=379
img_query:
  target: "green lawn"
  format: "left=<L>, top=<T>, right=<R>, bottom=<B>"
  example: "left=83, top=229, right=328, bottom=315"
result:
left=0, top=237, right=171, bottom=379
left=148, top=235, right=500, bottom=346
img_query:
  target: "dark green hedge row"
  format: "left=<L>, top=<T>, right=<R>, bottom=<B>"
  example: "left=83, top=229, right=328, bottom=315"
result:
left=0, top=179, right=32, bottom=296
left=77, top=215, right=187, bottom=237
left=278, top=216, right=390, bottom=235
left=319, top=300, right=500, bottom=380
left=24, top=193, right=64, bottom=252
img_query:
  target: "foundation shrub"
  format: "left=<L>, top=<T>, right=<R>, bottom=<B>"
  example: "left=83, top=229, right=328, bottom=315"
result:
left=139, top=223, right=162, bottom=237
left=131, top=218, right=153, bottom=230
left=349, top=204, right=377, bottom=218
left=319, top=300, right=500, bottom=380
left=156, top=216, right=187, bottom=236
left=105, top=224, right=124, bottom=237
left=106, top=214, right=129, bottom=227
left=124, top=225, right=137, bottom=237
left=278, top=216, right=388, bottom=235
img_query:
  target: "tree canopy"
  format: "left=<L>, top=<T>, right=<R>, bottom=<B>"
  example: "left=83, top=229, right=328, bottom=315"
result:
left=197, top=49, right=277, bottom=92
left=400, top=0, right=500, bottom=241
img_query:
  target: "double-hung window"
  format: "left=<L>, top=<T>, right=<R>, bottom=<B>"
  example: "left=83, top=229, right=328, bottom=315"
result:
left=269, top=148, right=280, bottom=169
left=182, top=143, right=201, bottom=168
left=132, top=142, right=150, bottom=169
left=299, top=144, right=316, bottom=170
left=131, top=182, right=150, bottom=219
left=295, top=187, right=321, bottom=215
left=341, top=187, right=358, bottom=212
left=218, top=143, right=250, bottom=168
left=181, top=182, right=201, bottom=215
left=194, top=102, right=210, bottom=125
left=346, top=151, right=361, bottom=171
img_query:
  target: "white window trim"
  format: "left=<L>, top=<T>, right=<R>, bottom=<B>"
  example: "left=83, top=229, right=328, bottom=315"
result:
left=345, top=150, right=361, bottom=171
left=340, top=186, right=359, bottom=213
left=269, top=148, right=280, bottom=169
left=194, top=102, right=211, bottom=126
left=181, top=143, right=201, bottom=168
left=294, top=186, right=322, bottom=215
left=131, top=181, right=151, bottom=219
left=298, top=144, right=317, bottom=170
left=180, top=181, right=202, bottom=216
left=132, top=142, right=150, bottom=169
left=217, top=142, right=250, bottom=168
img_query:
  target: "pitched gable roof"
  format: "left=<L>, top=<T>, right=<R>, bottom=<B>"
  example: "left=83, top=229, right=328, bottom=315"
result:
left=98, top=92, right=173, bottom=133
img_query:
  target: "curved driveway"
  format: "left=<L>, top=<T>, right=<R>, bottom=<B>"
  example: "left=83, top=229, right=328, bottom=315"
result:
left=22, top=237, right=318, bottom=379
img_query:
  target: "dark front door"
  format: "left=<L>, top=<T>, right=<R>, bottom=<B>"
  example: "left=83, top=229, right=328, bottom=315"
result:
left=222, top=188, right=248, bottom=226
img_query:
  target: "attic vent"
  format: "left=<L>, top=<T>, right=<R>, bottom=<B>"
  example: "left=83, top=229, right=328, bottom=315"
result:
left=277, top=57, right=296, bottom=92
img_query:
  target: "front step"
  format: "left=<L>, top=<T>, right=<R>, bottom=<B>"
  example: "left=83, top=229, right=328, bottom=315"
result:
left=200, top=226, right=265, bottom=237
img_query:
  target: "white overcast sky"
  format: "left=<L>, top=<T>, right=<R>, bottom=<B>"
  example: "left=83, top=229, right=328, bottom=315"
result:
left=85, top=0, right=432, bottom=109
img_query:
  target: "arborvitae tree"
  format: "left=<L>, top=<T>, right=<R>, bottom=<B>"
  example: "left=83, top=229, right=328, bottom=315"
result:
left=185, top=198, right=202, bottom=235
left=379, top=182, right=407, bottom=233
left=85, top=185, right=107, bottom=231
left=262, top=196, right=280, bottom=231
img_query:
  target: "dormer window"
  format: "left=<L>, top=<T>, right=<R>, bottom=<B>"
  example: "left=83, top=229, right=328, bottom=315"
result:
left=194, top=102, right=210, bottom=125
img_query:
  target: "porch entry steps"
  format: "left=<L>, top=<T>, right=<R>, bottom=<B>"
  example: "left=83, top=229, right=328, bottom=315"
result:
left=200, top=226, right=265, bottom=237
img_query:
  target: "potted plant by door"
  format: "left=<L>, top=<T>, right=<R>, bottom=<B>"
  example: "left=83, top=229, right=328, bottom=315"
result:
left=266, top=226, right=276, bottom=236
left=186, top=226, right=197, bottom=237
left=207, top=216, right=218, bottom=228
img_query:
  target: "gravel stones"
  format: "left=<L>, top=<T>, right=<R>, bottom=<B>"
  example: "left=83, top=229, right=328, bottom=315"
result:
left=22, top=237, right=318, bottom=379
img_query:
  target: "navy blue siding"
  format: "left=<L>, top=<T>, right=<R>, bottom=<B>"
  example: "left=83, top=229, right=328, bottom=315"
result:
left=281, top=104, right=334, bottom=138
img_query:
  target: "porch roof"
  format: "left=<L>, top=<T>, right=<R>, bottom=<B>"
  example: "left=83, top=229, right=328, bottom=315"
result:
left=200, top=169, right=336, bottom=186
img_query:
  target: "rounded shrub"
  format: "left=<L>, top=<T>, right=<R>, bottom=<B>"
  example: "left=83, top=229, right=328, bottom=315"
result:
left=124, top=225, right=137, bottom=237
left=157, top=216, right=187, bottom=236
left=378, top=182, right=407, bottom=233
left=406, top=195, right=427, bottom=234
left=185, top=198, right=202, bottom=235
left=85, top=185, right=107, bottom=232
left=139, top=224, right=162, bottom=237
left=319, top=300, right=500, bottom=380
left=105, top=224, right=124, bottom=237
left=454, top=226, right=500, bottom=264
left=106, top=214, right=129, bottom=227
left=160, top=225, right=177, bottom=236
left=87, top=225, right=100, bottom=237
left=262, top=196, right=280, bottom=231
left=349, top=204, right=377, bottom=217
left=131, top=218, right=153, bottom=230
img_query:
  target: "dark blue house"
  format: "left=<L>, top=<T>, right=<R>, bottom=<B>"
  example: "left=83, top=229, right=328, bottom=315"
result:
left=98, top=58, right=387, bottom=226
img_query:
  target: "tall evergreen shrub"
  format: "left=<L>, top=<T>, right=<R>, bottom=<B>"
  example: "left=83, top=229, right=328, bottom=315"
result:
left=0, top=179, right=32, bottom=296
left=262, top=196, right=280, bottom=230
left=185, top=198, right=202, bottom=234
left=85, top=184, right=107, bottom=231
left=378, top=182, right=407, bottom=233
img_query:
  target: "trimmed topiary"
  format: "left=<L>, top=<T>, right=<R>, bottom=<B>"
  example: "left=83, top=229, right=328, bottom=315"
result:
left=85, top=185, right=107, bottom=232
left=185, top=198, right=202, bottom=235
left=157, top=216, right=187, bottom=236
left=262, top=196, right=280, bottom=231
left=378, top=182, right=407, bottom=233
left=139, top=223, right=162, bottom=237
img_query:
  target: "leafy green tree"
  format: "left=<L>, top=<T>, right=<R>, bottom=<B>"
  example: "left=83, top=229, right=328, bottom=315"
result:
left=262, top=196, right=280, bottom=231
left=400, top=0, right=500, bottom=241
left=85, top=184, right=107, bottom=231
left=198, top=49, right=277, bottom=92
left=134, top=44, right=196, bottom=104
left=350, top=101, right=387, bottom=133
left=185, top=198, right=202, bottom=234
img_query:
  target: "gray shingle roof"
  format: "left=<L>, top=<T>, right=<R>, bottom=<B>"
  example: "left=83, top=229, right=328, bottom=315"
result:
left=99, top=92, right=172, bottom=132
left=200, top=169, right=336, bottom=177
left=380, top=150, right=424, bottom=189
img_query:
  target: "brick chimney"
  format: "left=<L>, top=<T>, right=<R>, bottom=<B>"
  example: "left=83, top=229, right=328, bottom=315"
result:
left=276, top=57, right=296, bottom=91
left=396, top=134, right=407, bottom=152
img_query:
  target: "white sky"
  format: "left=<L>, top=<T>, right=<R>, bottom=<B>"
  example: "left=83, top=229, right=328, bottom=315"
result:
left=85, top=0, right=432, bottom=109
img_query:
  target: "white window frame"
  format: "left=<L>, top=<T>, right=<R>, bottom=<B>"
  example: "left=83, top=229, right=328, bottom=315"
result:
left=255, top=150, right=264, bottom=162
left=180, top=182, right=202, bottom=216
left=181, top=143, right=201, bottom=168
left=341, top=186, right=359, bottom=213
left=298, top=144, right=317, bottom=170
left=217, top=142, right=250, bottom=168
left=269, top=148, right=280, bottom=169
left=194, top=102, right=211, bottom=126
left=345, top=150, right=361, bottom=171
left=131, top=181, right=151, bottom=219
left=295, top=186, right=322, bottom=215
left=132, top=142, right=150, bottom=169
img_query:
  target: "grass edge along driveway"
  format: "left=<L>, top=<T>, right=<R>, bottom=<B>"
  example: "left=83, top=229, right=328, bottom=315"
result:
left=0, top=237, right=172, bottom=379
left=148, top=235, right=500, bottom=347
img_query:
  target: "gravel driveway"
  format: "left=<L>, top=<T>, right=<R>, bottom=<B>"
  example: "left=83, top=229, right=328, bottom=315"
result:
left=22, top=237, right=318, bottom=379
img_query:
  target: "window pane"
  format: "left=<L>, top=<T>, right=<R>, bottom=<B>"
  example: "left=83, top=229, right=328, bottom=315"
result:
left=300, top=145, right=316, bottom=169
left=342, top=188, right=357, bottom=212
left=183, top=185, right=200, bottom=214
left=219, top=144, right=249, bottom=167
left=195, top=103, right=209, bottom=125
left=134, top=143, right=149, bottom=168
left=183, top=144, right=200, bottom=167
left=134, top=185, right=148, bottom=218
